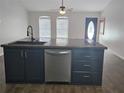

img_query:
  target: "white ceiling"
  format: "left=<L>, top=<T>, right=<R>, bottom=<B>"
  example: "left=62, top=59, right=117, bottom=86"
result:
left=18, top=0, right=112, bottom=12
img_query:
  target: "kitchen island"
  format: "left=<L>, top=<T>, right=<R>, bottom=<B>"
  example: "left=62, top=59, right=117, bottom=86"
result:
left=1, top=38, right=107, bottom=85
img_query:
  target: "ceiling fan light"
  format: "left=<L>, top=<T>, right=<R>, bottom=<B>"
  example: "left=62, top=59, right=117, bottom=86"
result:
left=59, top=10, right=66, bottom=15
left=59, top=6, right=66, bottom=15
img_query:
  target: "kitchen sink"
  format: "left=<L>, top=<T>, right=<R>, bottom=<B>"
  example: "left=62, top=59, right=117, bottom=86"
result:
left=11, top=41, right=47, bottom=45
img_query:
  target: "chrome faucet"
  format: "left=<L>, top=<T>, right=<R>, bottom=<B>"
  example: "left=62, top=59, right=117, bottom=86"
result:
left=27, top=25, right=35, bottom=41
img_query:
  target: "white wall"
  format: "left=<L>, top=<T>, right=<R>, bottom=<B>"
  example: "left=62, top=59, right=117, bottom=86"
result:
left=0, top=0, right=28, bottom=56
left=28, top=11, right=100, bottom=39
left=100, top=0, right=124, bottom=59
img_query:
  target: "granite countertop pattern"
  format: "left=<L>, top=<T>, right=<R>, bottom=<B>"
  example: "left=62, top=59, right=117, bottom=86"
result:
left=1, top=38, right=107, bottom=49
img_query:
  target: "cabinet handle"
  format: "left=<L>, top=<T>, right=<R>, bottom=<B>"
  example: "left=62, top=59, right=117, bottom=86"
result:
left=83, top=75, right=90, bottom=78
left=83, top=65, right=91, bottom=67
left=21, top=51, right=23, bottom=57
left=25, top=52, right=27, bottom=58
left=85, top=56, right=91, bottom=58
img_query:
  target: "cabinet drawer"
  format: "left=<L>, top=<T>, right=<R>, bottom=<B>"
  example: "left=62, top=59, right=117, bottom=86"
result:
left=72, top=49, right=99, bottom=55
left=72, top=61, right=97, bottom=71
left=72, top=54, right=98, bottom=60
left=71, top=71, right=97, bottom=85
left=72, top=49, right=100, bottom=60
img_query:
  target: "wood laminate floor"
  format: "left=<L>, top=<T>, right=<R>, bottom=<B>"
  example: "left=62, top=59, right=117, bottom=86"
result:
left=0, top=50, right=124, bottom=93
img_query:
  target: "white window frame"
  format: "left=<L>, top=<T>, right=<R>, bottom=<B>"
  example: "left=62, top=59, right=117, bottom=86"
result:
left=56, top=16, right=69, bottom=38
left=39, top=16, right=51, bottom=38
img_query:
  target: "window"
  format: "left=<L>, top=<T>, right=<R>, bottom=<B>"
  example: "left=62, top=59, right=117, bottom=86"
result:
left=87, top=21, right=95, bottom=40
left=39, top=16, right=51, bottom=38
left=56, top=16, right=68, bottom=38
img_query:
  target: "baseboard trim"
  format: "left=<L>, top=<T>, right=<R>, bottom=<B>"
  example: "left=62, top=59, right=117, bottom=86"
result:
left=109, top=49, right=124, bottom=60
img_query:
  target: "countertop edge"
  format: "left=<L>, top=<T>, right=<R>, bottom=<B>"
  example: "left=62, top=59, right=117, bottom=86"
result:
left=1, top=38, right=108, bottom=49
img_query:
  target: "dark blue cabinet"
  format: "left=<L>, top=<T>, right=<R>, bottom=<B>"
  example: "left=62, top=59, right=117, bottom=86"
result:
left=4, top=47, right=104, bottom=85
left=4, top=48, right=25, bottom=83
left=25, top=49, right=44, bottom=83
left=4, top=47, right=44, bottom=83
left=71, top=48, right=104, bottom=85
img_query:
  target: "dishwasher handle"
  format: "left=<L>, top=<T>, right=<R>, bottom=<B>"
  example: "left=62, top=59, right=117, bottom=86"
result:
left=45, top=50, right=71, bottom=55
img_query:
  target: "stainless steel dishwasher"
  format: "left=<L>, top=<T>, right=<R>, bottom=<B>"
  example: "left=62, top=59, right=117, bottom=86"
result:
left=45, top=49, right=71, bottom=83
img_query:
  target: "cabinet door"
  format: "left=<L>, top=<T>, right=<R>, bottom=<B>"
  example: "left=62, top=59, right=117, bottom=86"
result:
left=4, top=48, right=25, bottom=83
left=24, top=49, right=44, bottom=83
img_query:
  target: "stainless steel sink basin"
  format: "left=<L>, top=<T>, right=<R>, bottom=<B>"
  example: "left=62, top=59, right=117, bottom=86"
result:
left=11, top=41, right=47, bottom=45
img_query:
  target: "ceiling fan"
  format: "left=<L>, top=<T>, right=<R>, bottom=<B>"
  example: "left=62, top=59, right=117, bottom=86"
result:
left=59, top=0, right=66, bottom=15
left=49, top=0, right=73, bottom=15
left=59, top=0, right=73, bottom=15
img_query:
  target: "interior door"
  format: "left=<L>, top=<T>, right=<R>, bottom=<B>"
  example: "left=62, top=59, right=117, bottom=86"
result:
left=85, top=17, right=98, bottom=42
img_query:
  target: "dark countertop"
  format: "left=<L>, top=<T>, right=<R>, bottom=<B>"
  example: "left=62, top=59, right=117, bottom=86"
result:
left=1, top=38, right=107, bottom=49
